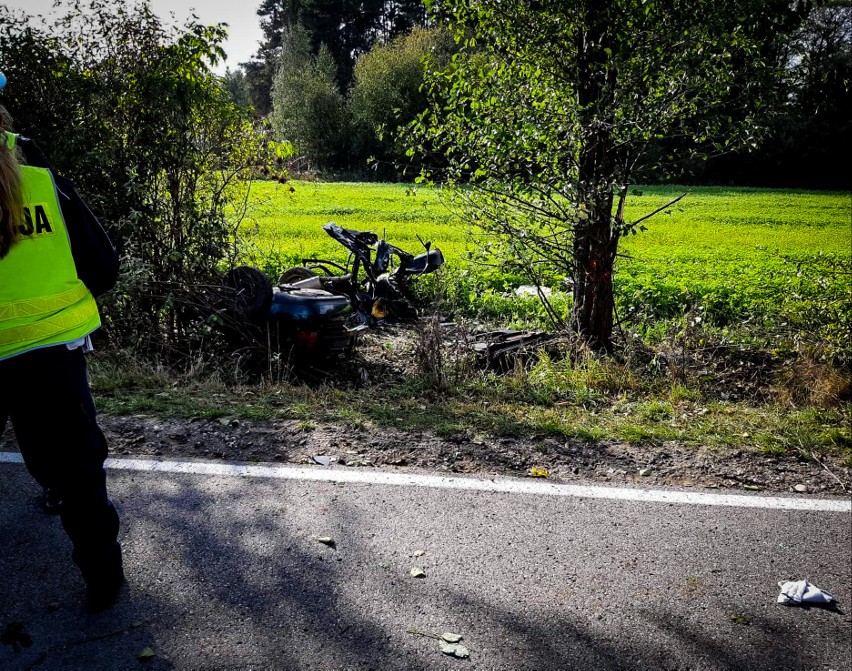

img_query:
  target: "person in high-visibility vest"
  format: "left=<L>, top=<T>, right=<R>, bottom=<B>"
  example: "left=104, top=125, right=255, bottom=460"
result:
left=0, top=83, right=124, bottom=610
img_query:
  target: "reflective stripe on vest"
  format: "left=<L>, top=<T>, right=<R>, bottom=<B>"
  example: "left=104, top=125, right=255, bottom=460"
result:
left=0, top=282, right=90, bottom=321
left=0, top=297, right=97, bottom=348
left=0, top=139, right=100, bottom=360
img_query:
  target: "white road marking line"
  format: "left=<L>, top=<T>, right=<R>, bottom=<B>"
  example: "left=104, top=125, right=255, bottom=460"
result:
left=2, top=451, right=849, bottom=512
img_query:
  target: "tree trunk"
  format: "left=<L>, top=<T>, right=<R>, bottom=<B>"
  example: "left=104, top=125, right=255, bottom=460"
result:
left=571, top=193, right=615, bottom=352
left=570, top=0, right=617, bottom=352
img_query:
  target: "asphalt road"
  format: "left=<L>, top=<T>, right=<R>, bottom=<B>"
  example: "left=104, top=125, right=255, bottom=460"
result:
left=1, top=455, right=850, bottom=671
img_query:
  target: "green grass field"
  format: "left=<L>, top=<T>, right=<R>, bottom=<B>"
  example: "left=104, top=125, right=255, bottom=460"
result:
left=240, top=182, right=850, bottom=354
left=240, top=181, right=460, bottom=268
left=241, top=182, right=849, bottom=265
left=618, top=188, right=850, bottom=327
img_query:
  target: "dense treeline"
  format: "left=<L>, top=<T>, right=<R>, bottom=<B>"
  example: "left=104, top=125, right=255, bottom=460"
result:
left=225, top=0, right=441, bottom=178
left=225, top=0, right=850, bottom=188
left=237, top=0, right=428, bottom=115
left=698, top=3, right=851, bottom=189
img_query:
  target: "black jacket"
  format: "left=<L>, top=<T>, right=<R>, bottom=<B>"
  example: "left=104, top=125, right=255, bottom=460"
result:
left=18, top=137, right=119, bottom=297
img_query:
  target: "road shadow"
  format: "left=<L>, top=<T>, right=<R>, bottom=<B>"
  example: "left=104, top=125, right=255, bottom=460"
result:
left=439, top=587, right=842, bottom=671
left=0, top=468, right=174, bottom=671
left=2, top=460, right=850, bottom=670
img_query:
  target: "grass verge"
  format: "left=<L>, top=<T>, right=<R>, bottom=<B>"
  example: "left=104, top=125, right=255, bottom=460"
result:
left=89, top=350, right=852, bottom=468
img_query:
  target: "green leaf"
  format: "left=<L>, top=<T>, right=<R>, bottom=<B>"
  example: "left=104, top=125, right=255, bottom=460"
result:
left=137, top=647, right=156, bottom=661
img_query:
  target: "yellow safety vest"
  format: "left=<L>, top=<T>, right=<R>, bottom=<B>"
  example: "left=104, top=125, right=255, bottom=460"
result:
left=0, top=132, right=100, bottom=361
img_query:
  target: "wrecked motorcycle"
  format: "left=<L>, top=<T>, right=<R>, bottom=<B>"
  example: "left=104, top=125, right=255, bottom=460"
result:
left=221, top=222, right=444, bottom=361
left=280, top=223, right=444, bottom=323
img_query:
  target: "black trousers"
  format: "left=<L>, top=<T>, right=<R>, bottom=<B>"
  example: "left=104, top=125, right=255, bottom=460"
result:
left=0, top=345, right=121, bottom=587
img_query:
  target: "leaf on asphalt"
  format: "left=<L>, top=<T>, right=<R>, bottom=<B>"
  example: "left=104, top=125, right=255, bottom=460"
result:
left=137, top=647, right=156, bottom=661
left=730, top=613, right=751, bottom=625
left=317, top=536, right=336, bottom=547
left=313, top=455, right=334, bottom=466
left=529, top=466, right=549, bottom=478
left=439, top=641, right=470, bottom=658
left=453, top=644, right=470, bottom=658
left=413, top=550, right=426, bottom=557
left=410, top=566, right=426, bottom=578
left=441, top=632, right=463, bottom=643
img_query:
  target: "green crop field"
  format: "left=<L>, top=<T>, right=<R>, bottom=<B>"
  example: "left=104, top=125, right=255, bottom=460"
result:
left=240, top=181, right=851, bottom=359
left=240, top=181, right=463, bottom=266
left=617, top=188, right=850, bottom=320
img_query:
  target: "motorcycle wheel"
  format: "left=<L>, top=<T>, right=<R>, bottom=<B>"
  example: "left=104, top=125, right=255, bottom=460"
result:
left=278, top=266, right=317, bottom=285
left=225, top=266, right=272, bottom=323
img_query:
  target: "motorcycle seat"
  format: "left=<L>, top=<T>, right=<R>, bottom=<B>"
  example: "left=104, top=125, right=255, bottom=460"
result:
left=399, top=248, right=444, bottom=274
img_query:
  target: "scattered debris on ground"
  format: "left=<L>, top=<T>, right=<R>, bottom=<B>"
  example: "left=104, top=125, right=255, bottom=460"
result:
left=777, top=580, right=837, bottom=607
left=407, top=629, right=470, bottom=659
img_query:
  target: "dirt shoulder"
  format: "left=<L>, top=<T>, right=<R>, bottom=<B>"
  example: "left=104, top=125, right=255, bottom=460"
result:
left=83, top=413, right=849, bottom=496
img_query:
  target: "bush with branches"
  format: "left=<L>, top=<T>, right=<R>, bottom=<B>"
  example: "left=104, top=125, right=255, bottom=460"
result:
left=0, top=0, right=281, bottom=359
left=349, top=27, right=454, bottom=178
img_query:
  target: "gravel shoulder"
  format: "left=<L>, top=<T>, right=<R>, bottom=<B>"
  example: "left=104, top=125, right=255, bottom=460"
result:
left=54, top=413, right=849, bottom=496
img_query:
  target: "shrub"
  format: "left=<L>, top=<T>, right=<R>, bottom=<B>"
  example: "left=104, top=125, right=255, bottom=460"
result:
left=0, top=0, right=277, bottom=356
left=349, top=27, right=453, bottom=178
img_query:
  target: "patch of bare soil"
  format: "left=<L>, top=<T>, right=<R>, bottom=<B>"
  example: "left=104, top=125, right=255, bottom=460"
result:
left=61, top=414, right=846, bottom=496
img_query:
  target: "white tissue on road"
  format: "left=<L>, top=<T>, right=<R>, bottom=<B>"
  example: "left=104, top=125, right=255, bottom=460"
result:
left=777, top=580, right=835, bottom=606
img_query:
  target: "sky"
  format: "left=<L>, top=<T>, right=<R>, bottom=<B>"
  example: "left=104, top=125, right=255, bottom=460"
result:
left=3, top=0, right=264, bottom=73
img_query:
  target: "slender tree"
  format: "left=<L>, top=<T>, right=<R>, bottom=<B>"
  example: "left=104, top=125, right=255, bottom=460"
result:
left=258, top=0, right=302, bottom=50
left=411, top=0, right=810, bottom=351
left=243, top=0, right=302, bottom=114
left=271, top=25, right=349, bottom=171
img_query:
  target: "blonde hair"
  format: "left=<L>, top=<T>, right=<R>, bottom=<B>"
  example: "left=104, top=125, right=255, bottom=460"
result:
left=0, top=104, right=22, bottom=259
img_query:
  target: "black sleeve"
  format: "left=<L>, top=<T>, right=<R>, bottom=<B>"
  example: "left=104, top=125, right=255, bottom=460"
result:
left=54, top=175, right=119, bottom=298
left=18, top=136, right=119, bottom=297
